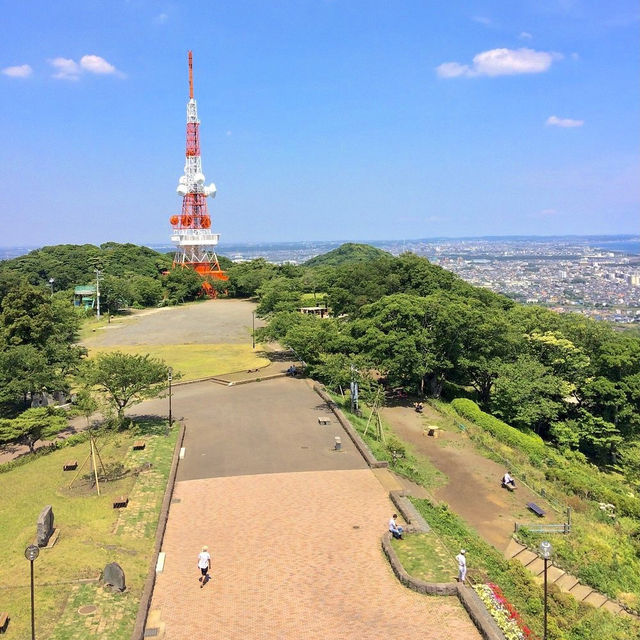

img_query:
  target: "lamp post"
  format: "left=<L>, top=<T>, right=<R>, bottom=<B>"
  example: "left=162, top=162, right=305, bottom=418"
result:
left=168, top=367, right=173, bottom=432
left=24, top=544, right=39, bottom=639
left=252, top=311, right=255, bottom=349
left=539, top=540, right=552, bottom=640
left=48, top=278, right=55, bottom=296
left=94, top=268, right=102, bottom=319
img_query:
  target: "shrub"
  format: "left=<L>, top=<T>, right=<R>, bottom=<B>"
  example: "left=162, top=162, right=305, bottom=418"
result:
left=451, top=398, right=549, bottom=464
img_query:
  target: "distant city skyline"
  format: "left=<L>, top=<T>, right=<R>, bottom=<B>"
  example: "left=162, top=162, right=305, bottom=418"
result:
left=1, top=1, right=638, bottom=246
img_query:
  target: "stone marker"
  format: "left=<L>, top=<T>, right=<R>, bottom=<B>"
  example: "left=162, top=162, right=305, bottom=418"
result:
left=36, top=505, right=54, bottom=547
left=103, top=562, right=126, bottom=592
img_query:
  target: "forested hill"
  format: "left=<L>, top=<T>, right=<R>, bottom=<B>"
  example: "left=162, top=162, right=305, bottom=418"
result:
left=0, top=243, right=173, bottom=291
left=304, top=243, right=391, bottom=267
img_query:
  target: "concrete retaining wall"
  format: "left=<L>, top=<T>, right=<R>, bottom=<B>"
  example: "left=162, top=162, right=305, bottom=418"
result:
left=131, top=422, right=186, bottom=640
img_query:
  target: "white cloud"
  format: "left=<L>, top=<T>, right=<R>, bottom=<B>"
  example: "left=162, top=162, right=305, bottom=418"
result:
left=437, top=47, right=559, bottom=78
left=2, top=64, right=33, bottom=78
left=50, top=57, right=81, bottom=80
left=226, top=130, right=232, bottom=136
left=50, top=55, right=122, bottom=79
left=546, top=115, right=584, bottom=128
left=472, top=16, right=492, bottom=26
left=153, top=13, right=168, bottom=25
left=80, top=55, right=116, bottom=74
left=519, top=31, right=533, bottom=40
left=436, top=62, right=472, bottom=78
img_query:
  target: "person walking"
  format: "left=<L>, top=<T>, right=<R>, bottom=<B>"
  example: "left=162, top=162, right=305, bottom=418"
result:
left=456, top=549, right=467, bottom=583
left=197, top=545, right=211, bottom=587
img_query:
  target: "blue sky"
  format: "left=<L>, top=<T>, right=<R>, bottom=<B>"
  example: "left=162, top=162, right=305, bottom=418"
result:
left=1, top=0, right=638, bottom=247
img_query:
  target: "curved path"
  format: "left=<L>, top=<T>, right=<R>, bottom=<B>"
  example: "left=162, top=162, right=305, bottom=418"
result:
left=136, top=378, right=480, bottom=639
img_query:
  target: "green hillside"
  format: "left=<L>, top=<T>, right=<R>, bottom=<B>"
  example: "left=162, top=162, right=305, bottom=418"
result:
left=0, top=243, right=173, bottom=291
left=304, top=242, right=391, bottom=267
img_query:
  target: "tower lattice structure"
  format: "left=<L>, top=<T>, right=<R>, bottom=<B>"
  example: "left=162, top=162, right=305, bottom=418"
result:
left=170, top=51, right=228, bottom=295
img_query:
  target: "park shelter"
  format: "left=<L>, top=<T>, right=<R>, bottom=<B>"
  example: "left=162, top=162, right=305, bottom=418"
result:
left=74, top=284, right=96, bottom=309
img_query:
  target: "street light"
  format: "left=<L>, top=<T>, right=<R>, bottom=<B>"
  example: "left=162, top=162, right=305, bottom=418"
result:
left=48, top=278, right=55, bottom=296
left=252, top=311, right=256, bottom=349
left=539, top=540, right=552, bottom=640
left=168, top=367, right=173, bottom=432
left=24, top=544, right=39, bottom=640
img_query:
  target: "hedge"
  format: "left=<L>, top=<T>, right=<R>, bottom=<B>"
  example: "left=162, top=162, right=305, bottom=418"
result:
left=451, top=398, right=548, bottom=463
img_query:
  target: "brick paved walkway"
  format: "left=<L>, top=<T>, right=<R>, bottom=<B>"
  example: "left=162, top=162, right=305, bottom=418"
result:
left=149, top=469, right=480, bottom=639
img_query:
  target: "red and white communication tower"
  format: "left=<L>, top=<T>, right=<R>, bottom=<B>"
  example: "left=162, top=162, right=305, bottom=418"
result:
left=169, top=51, right=228, bottom=295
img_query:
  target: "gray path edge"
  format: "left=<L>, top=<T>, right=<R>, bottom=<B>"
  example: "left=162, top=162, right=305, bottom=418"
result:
left=313, top=382, right=507, bottom=640
left=131, top=422, right=186, bottom=640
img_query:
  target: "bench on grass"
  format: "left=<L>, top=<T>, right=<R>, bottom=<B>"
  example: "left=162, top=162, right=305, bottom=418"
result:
left=132, top=441, right=145, bottom=451
left=527, top=502, right=545, bottom=517
left=63, top=460, right=77, bottom=471
left=0, top=612, right=9, bottom=633
left=113, top=496, right=129, bottom=509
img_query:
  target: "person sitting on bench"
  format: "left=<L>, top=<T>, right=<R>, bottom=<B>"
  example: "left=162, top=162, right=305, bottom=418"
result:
left=286, top=365, right=297, bottom=376
left=502, top=471, right=516, bottom=489
left=414, top=402, right=423, bottom=413
left=389, top=514, right=404, bottom=539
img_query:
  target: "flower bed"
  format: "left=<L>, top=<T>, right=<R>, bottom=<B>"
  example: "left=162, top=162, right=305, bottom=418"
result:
left=473, top=582, right=538, bottom=640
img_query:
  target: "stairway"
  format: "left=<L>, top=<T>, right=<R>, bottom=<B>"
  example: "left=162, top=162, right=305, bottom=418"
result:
left=503, top=538, right=636, bottom=618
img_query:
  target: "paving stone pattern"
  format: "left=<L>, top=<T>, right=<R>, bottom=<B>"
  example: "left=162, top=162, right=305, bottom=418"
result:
left=150, top=469, right=481, bottom=639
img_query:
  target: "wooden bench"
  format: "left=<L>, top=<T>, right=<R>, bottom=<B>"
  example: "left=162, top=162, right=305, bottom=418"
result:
left=63, top=460, right=78, bottom=471
left=527, top=502, right=545, bottom=517
left=501, top=481, right=515, bottom=492
left=132, top=441, right=146, bottom=451
left=113, top=496, right=129, bottom=509
left=317, top=416, right=331, bottom=425
left=0, top=612, right=9, bottom=633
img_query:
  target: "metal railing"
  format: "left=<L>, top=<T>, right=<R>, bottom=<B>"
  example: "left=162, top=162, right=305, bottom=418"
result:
left=514, top=522, right=571, bottom=534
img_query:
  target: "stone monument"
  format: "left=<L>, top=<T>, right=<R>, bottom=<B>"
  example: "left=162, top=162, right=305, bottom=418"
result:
left=103, top=562, right=126, bottom=592
left=36, top=505, right=54, bottom=547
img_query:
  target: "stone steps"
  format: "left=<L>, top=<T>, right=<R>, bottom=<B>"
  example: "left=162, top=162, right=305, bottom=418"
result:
left=504, top=538, right=636, bottom=619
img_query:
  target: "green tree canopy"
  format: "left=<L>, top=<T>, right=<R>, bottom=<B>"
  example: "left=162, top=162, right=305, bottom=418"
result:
left=79, top=352, right=170, bottom=427
left=0, top=407, right=67, bottom=453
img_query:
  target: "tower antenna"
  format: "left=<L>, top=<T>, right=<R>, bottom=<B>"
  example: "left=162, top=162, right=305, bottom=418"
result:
left=169, top=51, right=228, bottom=297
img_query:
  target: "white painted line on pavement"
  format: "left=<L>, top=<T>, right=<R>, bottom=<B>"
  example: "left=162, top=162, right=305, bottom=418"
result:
left=156, top=551, right=166, bottom=573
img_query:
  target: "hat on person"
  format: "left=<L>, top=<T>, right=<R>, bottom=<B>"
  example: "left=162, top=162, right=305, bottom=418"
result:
left=460, top=549, right=466, bottom=554
left=202, top=545, right=208, bottom=551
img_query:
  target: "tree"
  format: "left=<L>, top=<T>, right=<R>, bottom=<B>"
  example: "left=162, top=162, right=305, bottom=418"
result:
left=79, top=352, right=170, bottom=427
left=491, top=356, right=569, bottom=435
left=0, top=345, right=52, bottom=410
left=163, top=267, right=203, bottom=303
left=99, top=275, right=132, bottom=315
left=131, top=275, right=163, bottom=307
left=351, top=294, right=435, bottom=392
left=0, top=407, right=67, bottom=453
left=256, top=277, right=303, bottom=315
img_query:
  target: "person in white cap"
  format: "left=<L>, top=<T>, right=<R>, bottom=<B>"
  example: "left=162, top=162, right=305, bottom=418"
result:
left=456, top=549, right=467, bottom=582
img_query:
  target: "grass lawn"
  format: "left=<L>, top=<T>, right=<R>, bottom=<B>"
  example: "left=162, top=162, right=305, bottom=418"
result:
left=391, top=533, right=456, bottom=583
left=87, top=344, right=270, bottom=381
left=0, top=419, right=178, bottom=640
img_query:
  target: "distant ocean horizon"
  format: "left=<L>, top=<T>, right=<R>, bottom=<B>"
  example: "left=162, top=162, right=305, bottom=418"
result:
left=591, top=240, right=640, bottom=255
left=0, top=234, right=638, bottom=260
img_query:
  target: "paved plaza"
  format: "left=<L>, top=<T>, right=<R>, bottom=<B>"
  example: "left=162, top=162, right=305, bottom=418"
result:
left=140, top=377, right=480, bottom=639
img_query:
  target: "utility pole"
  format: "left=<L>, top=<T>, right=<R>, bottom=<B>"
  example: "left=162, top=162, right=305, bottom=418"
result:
left=95, top=269, right=101, bottom=319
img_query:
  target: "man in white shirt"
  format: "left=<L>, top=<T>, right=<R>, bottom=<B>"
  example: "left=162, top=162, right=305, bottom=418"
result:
left=456, top=549, right=467, bottom=582
left=502, top=471, right=516, bottom=490
left=197, top=545, right=211, bottom=587
left=389, top=514, right=404, bottom=539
